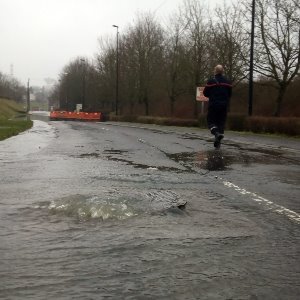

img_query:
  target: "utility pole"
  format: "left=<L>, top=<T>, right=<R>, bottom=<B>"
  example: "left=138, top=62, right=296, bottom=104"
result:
left=26, top=78, right=30, bottom=113
left=248, top=0, right=256, bottom=116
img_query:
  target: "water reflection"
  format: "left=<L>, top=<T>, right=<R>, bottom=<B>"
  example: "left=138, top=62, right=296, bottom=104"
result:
left=195, top=150, right=229, bottom=171
left=169, top=148, right=284, bottom=172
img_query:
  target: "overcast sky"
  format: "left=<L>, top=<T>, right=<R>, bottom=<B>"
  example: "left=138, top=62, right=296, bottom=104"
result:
left=0, top=0, right=236, bottom=87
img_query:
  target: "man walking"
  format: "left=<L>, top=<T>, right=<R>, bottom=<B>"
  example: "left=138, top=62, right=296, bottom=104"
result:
left=203, top=65, right=232, bottom=148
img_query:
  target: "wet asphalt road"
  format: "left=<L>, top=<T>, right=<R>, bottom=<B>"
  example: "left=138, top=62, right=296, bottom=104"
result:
left=0, top=118, right=299, bottom=299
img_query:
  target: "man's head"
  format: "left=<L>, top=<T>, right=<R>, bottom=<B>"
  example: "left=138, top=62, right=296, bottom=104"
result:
left=214, top=65, right=224, bottom=75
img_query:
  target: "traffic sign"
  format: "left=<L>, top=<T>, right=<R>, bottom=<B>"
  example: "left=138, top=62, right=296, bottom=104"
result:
left=196, top=87, right=208, bottom=102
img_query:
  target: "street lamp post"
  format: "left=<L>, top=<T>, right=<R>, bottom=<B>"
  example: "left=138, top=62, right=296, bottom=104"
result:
left=248, top=0, right=256, bottom=116
left=80, top=58, right=86, bottom=111
left=26, top=78, right=30, bottom=113
left=113, top=24, right=119, bottom=115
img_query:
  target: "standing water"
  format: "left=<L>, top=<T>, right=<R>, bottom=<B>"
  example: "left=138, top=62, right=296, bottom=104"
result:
left=1, top=119, right=299, bottom=299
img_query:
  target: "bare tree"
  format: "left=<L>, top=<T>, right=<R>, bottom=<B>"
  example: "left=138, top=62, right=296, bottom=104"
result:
left=48, top=82, right=60, bottom=110
left=208, top=2, right=249, bottom=84
left=122, top=13, right=164, bottom=116
left=163, top=10, right=191, bottom=116
left=255, top=0, right=300, bottom=116
left=95, top=37, right=116, bottom=111
left=120, top=28, right=141, bottom=114
left=181, top=0, right=210, bottom=118
left=52, top=0, right=300, bottom=118
left=0, top=71, right=25, bottom=102
left=59, top=58, right=87, bottom=111
left=53, top=57, right=99, bottom=111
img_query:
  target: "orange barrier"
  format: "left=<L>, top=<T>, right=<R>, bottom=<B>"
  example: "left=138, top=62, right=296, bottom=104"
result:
left=50, top=111, right=102, bottom=121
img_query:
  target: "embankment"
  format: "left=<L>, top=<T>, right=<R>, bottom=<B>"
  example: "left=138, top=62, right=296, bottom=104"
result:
left=0, top=98, right=33, bottom=141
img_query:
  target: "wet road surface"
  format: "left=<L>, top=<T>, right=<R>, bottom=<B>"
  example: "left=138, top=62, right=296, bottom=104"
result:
left=0, top=119, right=299, bottom=299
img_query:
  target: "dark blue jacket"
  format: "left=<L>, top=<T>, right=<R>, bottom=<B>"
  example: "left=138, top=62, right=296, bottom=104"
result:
left=203, top=74, right=232, bottom=108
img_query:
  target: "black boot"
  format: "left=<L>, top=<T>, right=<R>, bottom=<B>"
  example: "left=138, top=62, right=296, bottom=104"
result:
left=214, top=133, right=224, bottom=149
left=210, top=126, right=218, bottom=136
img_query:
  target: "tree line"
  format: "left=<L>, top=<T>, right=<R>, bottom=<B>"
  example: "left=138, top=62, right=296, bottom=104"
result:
left=47, top=0, right=298, bottom=118
left=0, top=71, right=25, bottom=103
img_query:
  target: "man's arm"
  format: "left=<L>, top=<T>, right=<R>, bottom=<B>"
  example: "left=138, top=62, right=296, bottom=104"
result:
left=203, top=81, right=211, bottom=97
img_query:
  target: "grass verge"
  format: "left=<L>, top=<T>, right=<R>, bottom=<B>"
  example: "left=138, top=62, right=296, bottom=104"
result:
left=0, top=98, right=33, bottom=141
left=0, top=119, right=33, bottom=141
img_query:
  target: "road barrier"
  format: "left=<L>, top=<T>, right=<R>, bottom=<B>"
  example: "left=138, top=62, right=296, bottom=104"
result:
left=50, top=111, right=102, bottom=121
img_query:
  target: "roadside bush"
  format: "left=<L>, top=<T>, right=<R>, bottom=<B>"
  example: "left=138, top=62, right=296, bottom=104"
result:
left=109, top=114, right=200, bottom=127
left=109, top=114, right=138, bottom=122
left=136, top=116, right=199, bottom=127
left=107, top=113, right=299, bottom=136
left=136, top=116, right=158, bottom=124
left=227, top=114, right=246, bottom=131
left=198, top=115, right=207, bottom=128
left=245, top=117, right=300, bottom=136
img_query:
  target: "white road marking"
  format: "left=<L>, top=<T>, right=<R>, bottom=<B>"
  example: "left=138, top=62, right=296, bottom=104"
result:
left=222, top=180, right=300, bottom=224
left=95, top=122, right=300, bottom=224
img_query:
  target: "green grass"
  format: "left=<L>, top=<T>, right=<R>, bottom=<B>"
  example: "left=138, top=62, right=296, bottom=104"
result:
left=0, top=119, right=33, bottom=140
left=0, top=98, right=25, bottom=119
left=0, top=98, right=33, bottom=141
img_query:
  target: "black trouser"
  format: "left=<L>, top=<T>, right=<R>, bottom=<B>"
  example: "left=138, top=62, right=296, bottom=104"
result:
left=207, top=105, right=227, bottom=135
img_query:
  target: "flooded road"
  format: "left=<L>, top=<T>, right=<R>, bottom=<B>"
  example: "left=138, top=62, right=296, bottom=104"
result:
left=0, top=119, right=299, bottom=299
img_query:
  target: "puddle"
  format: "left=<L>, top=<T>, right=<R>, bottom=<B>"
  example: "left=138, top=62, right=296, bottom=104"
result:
left=168, top=148, right=292, bottom=171
left=103, top=149, right=128, bottom=155
left=226, top=142, right=284, bottom=156
left=106, top=156, right=182, bottom=172
left=168, top=151, right=231, bottom=171
left=181, top=134, right=204, bottom=140
left=79, top=152, right=101, bottom=158
left=75, top=145, right=291, bottom=173
left=77, top=149, right=183, bottom=172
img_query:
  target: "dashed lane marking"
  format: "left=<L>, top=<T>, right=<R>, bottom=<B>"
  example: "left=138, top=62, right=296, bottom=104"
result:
left=222, top=180, right=300, bottom=224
